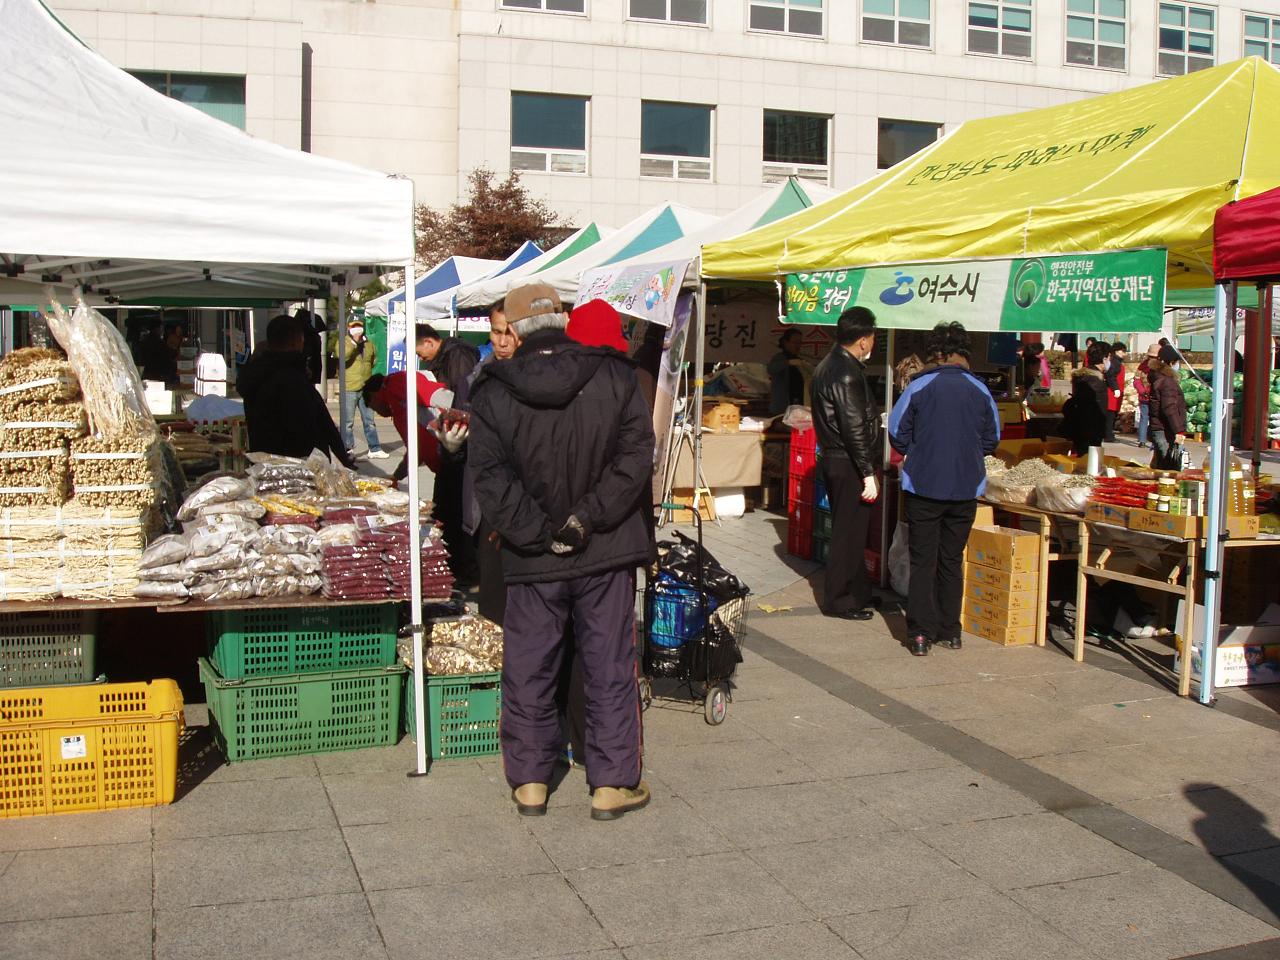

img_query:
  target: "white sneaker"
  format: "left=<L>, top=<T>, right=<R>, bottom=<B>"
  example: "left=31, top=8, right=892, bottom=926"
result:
left=368, top=449, right=390, bottom=460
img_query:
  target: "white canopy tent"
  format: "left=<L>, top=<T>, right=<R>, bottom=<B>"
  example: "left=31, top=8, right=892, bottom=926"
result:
left=0, top=0, right=411, bottom=304
left=0, top=0, right=441, bottom=777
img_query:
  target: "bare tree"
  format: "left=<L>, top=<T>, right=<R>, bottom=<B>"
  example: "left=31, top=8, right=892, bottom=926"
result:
left=414, top=168, right=568, bottom=266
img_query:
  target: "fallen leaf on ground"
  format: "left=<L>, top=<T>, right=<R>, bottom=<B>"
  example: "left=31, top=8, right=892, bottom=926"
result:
left=757, top=603, right=792, bottom=614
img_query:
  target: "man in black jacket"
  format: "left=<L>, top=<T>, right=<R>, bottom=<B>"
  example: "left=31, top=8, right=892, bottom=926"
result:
left=416, top=324, right=481, bottom=583
left=469, top=282, right=654, bottom=822
left=811, top=307, right=881, bottom=622
left=239, top=315, right=354, bottom=467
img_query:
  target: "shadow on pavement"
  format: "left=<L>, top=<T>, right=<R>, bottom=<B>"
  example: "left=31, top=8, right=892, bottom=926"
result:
left=1186, top=783, right=1280, bottom=923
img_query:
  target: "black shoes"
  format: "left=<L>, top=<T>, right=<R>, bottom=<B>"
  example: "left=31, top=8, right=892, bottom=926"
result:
left=840, top=608, right=875, bottom=621
left=934, top=636, right=962, bottom=650
left=908, top=635, right=930, bottom=657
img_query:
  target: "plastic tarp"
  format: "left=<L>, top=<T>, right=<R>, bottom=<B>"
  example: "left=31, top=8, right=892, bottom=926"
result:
left=1214, top=184, right=1280, bottom=281
left=364, top=256, right=500, bottom=317
left=454, top=224, right=607, bottom=311
left=0, top=0, right=412, bottom=303
left=702, top=58, right=1280, bottom=291
left=416, top=241, right=541, bottom=321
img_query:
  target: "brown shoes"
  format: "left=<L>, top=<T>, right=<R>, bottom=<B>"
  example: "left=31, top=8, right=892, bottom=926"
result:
left=590, top=781, right=651, bottom=821
left=512, top=782, right=548, bottom=816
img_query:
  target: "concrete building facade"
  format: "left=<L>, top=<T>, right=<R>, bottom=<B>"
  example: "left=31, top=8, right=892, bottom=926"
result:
left=51, top=0, right=1280, bottom=226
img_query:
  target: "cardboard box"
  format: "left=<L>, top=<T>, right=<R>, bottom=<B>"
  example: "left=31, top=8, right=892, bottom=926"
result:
left=995, top=401, right=1025, bottom=427
left=668, top=488, right=715, bottom=523
left=1128, top=508, right=1203, bottom=539
left=964, top=597, right=1038, bottom=628
left=1085, top=501, right=1132, bottom=528
left=994, top=439, right=1045, bottom=466
left=962, top=581, right=1038, bottom=612
left=1178, top=623, right=1280, bottom=688
left=1226, top=515, right=1260, bottom=539
left=964, top=562, right=1038, bottom=593
left=963, top=615, right=1037, bottom=647
left=965, top=525, right=1041, bottom=573
left=973, top=505, right=994, bottom=527
left=702, top=400, right=743, bottom=434
left=1044, top=454, right=1082, bottom=474
left=1041, top=439, right=1073, bottom=456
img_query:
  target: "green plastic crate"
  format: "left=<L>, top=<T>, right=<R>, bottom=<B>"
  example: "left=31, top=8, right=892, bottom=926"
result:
left=198, top=658, right=405, bottom=762
left=812, top=534, right=829, bottom=565
left=0, top=610, right=97, bottom=687
left=207, top=604, right=397, bottom=679
left=403, top=671, right=501, bottom=760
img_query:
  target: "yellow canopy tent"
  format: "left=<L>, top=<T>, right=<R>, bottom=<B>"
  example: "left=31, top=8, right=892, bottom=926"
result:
left=702, top=57, right=1280, bottom=292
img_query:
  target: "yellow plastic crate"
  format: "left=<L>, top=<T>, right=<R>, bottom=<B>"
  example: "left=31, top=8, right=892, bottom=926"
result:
left=0, top=679, right=183, bottom=818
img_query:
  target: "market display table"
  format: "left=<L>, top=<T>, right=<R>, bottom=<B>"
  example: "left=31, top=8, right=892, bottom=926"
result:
left=670, top=431, right=764, bottom=488
left=0, top=596, right=407, bottom=616
left=1074, top=520, right=1280, bottom=696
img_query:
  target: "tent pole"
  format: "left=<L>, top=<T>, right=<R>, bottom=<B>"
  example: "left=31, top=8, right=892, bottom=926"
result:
left=403, top=259, right=429, bottom=776
left=336, top=281, right=348, bottom=450
left=1198, top=281, right=1235, bottom=705
left=693, top=276, right=707, bottom=515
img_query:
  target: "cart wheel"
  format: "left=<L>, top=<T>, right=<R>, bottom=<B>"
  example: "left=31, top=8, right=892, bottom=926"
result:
left=704, top=684, right=728, bottom=725
left=639, top=677, right=652, bottom=711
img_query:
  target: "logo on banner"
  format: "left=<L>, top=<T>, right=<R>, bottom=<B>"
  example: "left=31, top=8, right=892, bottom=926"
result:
left=879, top=271, right=916, bottom=306
left=1011, top=259, right=1047, bottom=308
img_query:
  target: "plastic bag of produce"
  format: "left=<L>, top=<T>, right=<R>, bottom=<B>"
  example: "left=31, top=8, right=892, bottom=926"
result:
left=196, top=499, right=265, bottom=520
left=139, top=533, right=190, bottom=570
left=983, top=475, right=1037, bottom=504
left=887, top=521, right=910, bottom=597
left=133, top=580, right=190, bottom=599
left=188, top=521, right=255, bottom=559
left=255, top=523, right=317, bottom=555
left=177, top=475, right=255, bottom=520
left=1033, top=478, right=1094, bottom=514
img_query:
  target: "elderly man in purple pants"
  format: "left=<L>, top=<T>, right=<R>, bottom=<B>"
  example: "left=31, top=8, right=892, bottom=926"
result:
left=468, top=283, right=654, bottom=821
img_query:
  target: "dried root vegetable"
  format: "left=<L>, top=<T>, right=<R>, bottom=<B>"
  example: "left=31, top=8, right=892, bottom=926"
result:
left=0, top=401, right=88, bottom=447
left=0, top=446, right=69, bottom=495
left=45, top=296, right=155, bottom=440
left=70, top=435, right=165, bottom=509
left=0, top=475, right=70, bottom=507
left=0, top=348, right=80, bottom=406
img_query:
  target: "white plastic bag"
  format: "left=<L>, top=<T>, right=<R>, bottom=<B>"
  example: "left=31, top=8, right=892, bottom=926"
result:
left=178, top=476, right=255, bottom=520
left=888, top=521, right=910, bottom=597
left=139, top=533, right=189, bottom=570
left=782, top=405, right=813, bottom=432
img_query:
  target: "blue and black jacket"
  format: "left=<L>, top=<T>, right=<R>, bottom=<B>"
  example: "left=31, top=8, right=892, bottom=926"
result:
left=888, top=363, right=1000, bottom=501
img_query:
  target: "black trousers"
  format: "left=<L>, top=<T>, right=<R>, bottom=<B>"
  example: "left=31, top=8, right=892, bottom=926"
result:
left=433, top=460, right=477, bottom=584
left=904, top=493, right=977, bottom=643
left=1104, top=409, right=1117, bottom=442
left=821, top=457, right=873, bottom=614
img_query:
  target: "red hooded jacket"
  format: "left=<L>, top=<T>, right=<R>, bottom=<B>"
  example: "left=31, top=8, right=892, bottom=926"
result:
left=376, top=371, right=447, bottom=473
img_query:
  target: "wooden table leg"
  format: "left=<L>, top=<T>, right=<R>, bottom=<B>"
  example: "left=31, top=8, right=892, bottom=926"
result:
left=1074, top=521, right=1089, bottom=662
left=1036, top=514, right=1050, bottom=647
left=1179, top=538, right=1198, bottom=698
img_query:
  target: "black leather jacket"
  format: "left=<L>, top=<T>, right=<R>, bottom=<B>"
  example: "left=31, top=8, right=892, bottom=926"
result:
left=811, top=345, right=881, bottom=480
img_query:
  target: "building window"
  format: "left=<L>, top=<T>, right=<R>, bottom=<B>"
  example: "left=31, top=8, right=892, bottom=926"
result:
left=1243, top=13, right=1280, bottom=64
left=968, top=1, right=1032, bottom=58
left=629, top=0, right=707, bottom=24
left=641, top=101, right=713, bottom=180
left=499, top=0, right=586, bottom=12
left=1158, top=3, right=1215, bottom=75
left=131, top=71, right=246, bottom=128
left=878, top=118, right=939, bottom=169
left=1064, top=0, right=1127, bottom=70
left=749, top=0, right=824, bottom=37
left=762, top=110, right=830, bottom=184
left=510, top=93, right=588, bottom=174
left=863, top=0, right=931, bottom=48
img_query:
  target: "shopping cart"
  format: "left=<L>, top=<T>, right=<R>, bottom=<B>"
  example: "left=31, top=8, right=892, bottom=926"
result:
left=641, top=502, right=749, bottom=725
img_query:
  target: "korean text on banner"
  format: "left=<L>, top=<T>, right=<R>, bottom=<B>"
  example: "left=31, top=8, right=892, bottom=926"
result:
left=386, top=304, right=409, bottom=375
left=576, top=260, right=692, bottom=327
left=784, top=249, right=1167, bottom=332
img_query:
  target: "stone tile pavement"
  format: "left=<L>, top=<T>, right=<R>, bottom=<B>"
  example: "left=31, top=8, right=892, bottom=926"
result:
left=3, top=509, right=1279, bottom=959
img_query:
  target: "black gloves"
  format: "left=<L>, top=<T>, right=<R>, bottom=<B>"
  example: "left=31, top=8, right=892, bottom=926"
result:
left=550, top=515, right=588, bottom=555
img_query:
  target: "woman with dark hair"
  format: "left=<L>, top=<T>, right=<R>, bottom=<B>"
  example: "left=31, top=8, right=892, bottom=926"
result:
left=1148, top=347, right=1189, bottom=470
left=768, top=328, right=808, bottom=415
left=1060, top=340, right=1110, bottom=455
left=1020, top=342, right=1050, bottom=396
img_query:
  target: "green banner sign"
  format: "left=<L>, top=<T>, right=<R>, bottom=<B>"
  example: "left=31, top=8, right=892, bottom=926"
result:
left=785, top=249, right=1166, bottom=332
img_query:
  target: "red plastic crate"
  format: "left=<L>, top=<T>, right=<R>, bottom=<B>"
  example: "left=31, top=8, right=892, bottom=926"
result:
left=788, top=501, right=814, bottom=559
left=1001, top=423, right=1028, bottom=440
left=790, top=428, right=817, bottom=473
left=787, top=473, right=814, bottom=509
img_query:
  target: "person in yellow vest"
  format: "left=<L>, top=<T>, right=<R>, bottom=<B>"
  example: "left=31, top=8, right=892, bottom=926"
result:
left=331, top=317, right=389, bottom=460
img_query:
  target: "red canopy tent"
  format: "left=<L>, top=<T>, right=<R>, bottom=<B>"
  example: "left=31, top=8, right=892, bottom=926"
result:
left=1215, top=184, right=1280, bottom=280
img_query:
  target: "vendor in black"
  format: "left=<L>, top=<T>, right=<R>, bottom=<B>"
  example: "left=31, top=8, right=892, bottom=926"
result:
left=416, top=324, right=482, bottom=585
left=140, top=323, right=183, bottom=385
left=811, top=307, right=881, bottom=622
left=239, top=315, right=354, bottom=467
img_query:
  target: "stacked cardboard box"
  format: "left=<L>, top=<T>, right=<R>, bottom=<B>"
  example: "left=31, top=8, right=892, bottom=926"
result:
left=962, top=525, right=1040, bottom=646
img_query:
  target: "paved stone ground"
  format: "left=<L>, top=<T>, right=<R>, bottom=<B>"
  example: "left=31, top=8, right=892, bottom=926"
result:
left=6, top=405, right=1279, bottom=959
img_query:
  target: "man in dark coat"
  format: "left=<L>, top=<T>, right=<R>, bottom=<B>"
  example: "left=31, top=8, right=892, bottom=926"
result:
left=239, top=315, right=353, bottom=467
left=811, top=306, right=881, bottom=622
left=469, top=282, right=654, bottom=822
left=416, top=324, right=481, bottom=583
